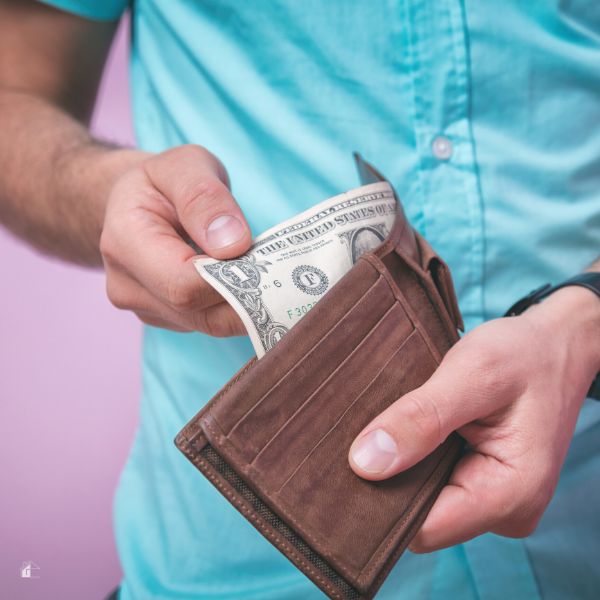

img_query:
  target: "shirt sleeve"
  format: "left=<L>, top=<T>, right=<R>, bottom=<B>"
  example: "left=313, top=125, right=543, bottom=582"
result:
left=37, top=0, right=127, bottom=21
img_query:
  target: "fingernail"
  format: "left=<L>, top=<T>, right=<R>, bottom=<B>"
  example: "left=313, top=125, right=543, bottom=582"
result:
left=351, top=429, right=398, bottom=473
left=206, top=215, right=246, bottom=249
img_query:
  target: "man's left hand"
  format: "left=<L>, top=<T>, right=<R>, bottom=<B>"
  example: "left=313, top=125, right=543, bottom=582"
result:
left=348, top=285, right=600, bottom=552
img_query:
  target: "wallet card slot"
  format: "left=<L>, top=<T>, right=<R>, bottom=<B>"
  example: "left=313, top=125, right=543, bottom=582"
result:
left=251, top=302, right=414, bottom=488
left=225, top=275, right=396, bottom=458
left=364, top=252, right=449, bottom=363
left=377, top=250, right=459, bottom=357
left=277, top=330, right=440, bottom=575
left=208, top=259, right=382, bottom=437
left=274, top=328, right=419, bottom=494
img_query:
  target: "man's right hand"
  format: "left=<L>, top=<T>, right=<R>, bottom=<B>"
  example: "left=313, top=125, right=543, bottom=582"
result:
left=100, top=144, right=252, bottom=336
left=0, top=3, right=249, bottom=336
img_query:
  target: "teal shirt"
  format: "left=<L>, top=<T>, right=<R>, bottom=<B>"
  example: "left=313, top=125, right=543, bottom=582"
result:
left=41, top=1, right=600, bottom=598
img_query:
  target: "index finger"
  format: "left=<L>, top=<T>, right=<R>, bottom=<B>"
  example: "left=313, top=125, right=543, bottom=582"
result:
left=102, top=169, right=225, bottom=313
left=144, top=144, right=252, bottom=259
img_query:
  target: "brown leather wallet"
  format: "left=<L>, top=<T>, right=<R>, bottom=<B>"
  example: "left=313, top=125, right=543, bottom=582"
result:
left=175, top=157, right=465, bottom=599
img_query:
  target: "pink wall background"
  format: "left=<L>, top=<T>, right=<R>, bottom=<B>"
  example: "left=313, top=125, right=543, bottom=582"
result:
left=0, top=17, right=137, bottom=600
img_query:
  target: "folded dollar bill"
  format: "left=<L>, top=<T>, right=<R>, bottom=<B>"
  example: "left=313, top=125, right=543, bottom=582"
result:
left=194, top=182, right=398, bottom=357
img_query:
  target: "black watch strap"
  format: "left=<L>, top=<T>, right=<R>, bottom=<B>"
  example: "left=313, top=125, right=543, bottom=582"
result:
left=505, top=272, right=600, bottom=317
left=504, top=272, right=600, bottom=401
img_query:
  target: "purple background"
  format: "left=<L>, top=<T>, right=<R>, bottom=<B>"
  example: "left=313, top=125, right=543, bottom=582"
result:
left=0, top=17, right=137, bottom=600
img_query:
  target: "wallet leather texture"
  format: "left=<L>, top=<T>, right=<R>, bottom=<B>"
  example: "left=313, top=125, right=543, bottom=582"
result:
left=175, top=159, right=465, bottom=599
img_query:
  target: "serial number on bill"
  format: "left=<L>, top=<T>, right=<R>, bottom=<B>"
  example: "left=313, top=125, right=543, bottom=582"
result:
left=286, top=303, right=317, bottom=319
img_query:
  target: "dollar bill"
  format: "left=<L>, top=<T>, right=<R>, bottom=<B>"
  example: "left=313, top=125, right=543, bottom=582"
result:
left=194, top=181, right=397, bottom=358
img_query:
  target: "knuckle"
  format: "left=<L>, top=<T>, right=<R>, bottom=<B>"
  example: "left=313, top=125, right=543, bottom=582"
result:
left=166, top=279, right=199, bottom=313
left=179, top=177, right=225, bottom=218
left=176, top=145, right=226, bottom=180
left=165, top=269, right=216, bottom=313
left=189, top=307, right=238, bottom=337
left=155, top=144, right=209, bottom=168
left=105, top=278, right=131, bottom=310
left=136, top=312, right=158, bottom=327
left=200, top=309, right=227, bottom=337
left=494, top=474, right=554, bottom=538
left=173, top=143, right=210, bottom=162
left=109, top=295, right=130, bottom=311
left=167, top=289, right=195, bottom=313
left=525, top=485, right=554, bottom=524
left=99, top=220, right=121, bottom=263
left=216, top=313, right=243, bottom=338
left=99, top=229, right=113, bottom=261
left=136, top=313, right=187, bottom=332
left=135, top=313, right=165, bottom=329
left=403, top=390, right=444, bottom=444
left=188, top=310, right=211, bottom=334
left=100, top=215, right=129, bottom=265
left=521, top=464, right=557, bottom=513
left=501, top=515, right=541, bottom=538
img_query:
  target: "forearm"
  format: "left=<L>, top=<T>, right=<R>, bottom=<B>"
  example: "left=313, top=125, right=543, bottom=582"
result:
left=0, top=89, right=147, bottom=266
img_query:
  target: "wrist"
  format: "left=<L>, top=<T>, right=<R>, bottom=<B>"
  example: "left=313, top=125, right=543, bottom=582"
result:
left=54, top=142, right=151, bottom=264
left=524, top=283, right=600, bottom=378
left=59, top=142, right=150, bottom=218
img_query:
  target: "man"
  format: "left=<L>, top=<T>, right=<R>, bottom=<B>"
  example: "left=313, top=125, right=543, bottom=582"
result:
left=1, top=1, right=599, bottom=598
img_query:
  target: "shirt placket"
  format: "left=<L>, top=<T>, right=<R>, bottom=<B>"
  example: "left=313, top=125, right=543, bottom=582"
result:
left=398, top=1, right=541, bottom=598
left=399, top=0, right=485, bottom=332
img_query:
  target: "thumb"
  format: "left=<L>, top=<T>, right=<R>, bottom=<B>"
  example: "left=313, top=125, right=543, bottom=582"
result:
left=144, top=144, right=252, bottom=259
left=348, top=349, right=482, bottom=481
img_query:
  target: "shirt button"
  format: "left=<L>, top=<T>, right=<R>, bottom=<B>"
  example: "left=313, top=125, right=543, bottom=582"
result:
left=432, top=135, right=453, bottom=160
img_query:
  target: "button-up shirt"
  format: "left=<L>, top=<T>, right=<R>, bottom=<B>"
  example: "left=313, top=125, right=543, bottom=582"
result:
left=41, top=1, right=600, bottom=598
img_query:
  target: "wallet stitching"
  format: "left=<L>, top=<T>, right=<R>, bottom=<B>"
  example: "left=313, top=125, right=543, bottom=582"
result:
left=361, top=253, right=443, bottom=363
left=201, top=417, right=365, bottom=584
left=217, top=358, right=257, bottom=401
left=429, top=259, right=464, bottom=332
left=226, top=273, right=388, bottom=442
left=368, top=442, right=459, bottom=594
left=358, top=438, right=460, bottom=584
left=413, top=267, right=457, bottom=348
left=391, top=242, right=459, bottom=347
left=409, top=273, right=449, bottom=356
left=187, top=438, right=344, bottom=599
left=179, top=435, right=350, bottom=600
left=251, top=300, right=408, bottom=469
left=276, top=327, right=419, bottom=493
left=178, top=356, right=257, bottom=443
left=187, top=441, right=347, bottom=599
